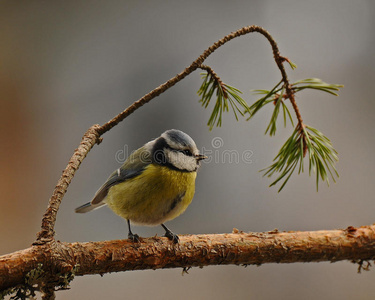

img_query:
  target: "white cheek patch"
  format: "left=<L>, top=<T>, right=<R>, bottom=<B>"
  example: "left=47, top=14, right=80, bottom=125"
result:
left=166, top=150, right=197, bottom=172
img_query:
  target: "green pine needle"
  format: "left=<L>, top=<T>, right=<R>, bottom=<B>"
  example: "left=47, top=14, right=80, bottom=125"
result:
left=198, top=72, right=251, bottom=130
left=288, top=60, right=298, bottom=70
left=248, top=80, right=294, bottom=135
left=247, top=80, right=284, bottom=119
left=292, top=78, right=343, bottom=96
left=265, top=86, right=285, bottom=136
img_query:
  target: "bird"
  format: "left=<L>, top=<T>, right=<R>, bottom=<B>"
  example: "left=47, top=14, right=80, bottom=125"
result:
left=75, top=129, right=206, bottom=243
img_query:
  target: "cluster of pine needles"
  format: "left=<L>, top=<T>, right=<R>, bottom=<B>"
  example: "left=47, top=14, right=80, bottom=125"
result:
left=197, top=69, right=343, bottom=191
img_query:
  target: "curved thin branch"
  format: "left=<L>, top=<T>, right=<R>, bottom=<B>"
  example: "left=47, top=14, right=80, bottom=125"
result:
left=35, top=125, right=102, bottom=244
left=35, top=25, right=299, bottom=244
left=4, top=225, right=375, bottom=291
left=97, top=25, right=292, bottom=135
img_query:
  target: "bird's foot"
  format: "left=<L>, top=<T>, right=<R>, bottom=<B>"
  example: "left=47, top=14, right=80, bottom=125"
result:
left=164, top=231, right=179, bottom=244
left=128, top=233, right=140, bottom=243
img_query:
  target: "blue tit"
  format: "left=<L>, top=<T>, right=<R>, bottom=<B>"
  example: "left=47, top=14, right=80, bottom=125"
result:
left=75, top=129, right=206, bottom=243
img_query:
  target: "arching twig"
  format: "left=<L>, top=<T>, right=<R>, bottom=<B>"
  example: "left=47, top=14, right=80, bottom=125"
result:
left=35, top=25, right=300, bottom=243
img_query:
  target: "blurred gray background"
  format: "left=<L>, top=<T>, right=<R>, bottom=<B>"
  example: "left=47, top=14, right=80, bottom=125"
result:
left=1, top=0, right=375, bottom=299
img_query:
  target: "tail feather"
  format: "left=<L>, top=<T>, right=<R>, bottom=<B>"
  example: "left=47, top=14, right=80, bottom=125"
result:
left=75, top=202, right=106, bottom=213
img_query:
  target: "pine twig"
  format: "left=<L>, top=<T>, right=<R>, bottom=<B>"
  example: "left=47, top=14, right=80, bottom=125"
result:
left=198, top=65, right=250, bottom=129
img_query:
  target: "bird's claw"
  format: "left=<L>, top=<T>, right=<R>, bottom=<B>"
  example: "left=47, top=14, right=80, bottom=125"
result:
left=128, top=233, right=140, bottom=243
left=164, top=231, right=179, bottom=244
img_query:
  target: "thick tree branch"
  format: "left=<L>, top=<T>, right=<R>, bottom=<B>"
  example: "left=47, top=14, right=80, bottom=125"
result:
left=3, top=225, right=375, bottom=291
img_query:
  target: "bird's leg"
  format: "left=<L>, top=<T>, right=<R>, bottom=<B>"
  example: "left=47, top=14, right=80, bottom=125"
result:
left=161, top=223, right=179, bottom=243
left=127, top=219, right=140, bottom=242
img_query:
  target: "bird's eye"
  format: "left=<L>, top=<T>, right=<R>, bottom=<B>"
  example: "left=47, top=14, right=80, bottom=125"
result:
left=182, top=149, right=192, bottom=156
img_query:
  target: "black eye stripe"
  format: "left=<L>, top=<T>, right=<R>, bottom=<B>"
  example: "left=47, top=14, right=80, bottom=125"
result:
left=163, top=143, right=193, bottom=156
left=171, top=148, right=193, bottom=156
left=180, top=149, right=193, bottom=156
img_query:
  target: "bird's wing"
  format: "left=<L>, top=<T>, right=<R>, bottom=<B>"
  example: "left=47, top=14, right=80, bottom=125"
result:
left=91, top=146, right=152, bottom=205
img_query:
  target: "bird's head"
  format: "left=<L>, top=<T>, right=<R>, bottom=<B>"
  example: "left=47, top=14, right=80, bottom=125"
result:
left=148, top=129, right=206, bottom=172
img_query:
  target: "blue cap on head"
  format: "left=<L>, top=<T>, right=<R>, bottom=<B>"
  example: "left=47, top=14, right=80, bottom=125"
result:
left=162, top=129, right=196, bottom=149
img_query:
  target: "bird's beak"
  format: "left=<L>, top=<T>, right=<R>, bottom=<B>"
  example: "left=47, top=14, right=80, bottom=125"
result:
left=195, top=154, right=207, bottom=161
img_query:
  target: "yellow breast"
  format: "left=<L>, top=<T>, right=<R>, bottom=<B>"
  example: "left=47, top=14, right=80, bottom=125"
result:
left=105, top=164, right=197, bottom=225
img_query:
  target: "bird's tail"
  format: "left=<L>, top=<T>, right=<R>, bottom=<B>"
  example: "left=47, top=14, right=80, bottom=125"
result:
left=75, top=202, right=106, bottom=213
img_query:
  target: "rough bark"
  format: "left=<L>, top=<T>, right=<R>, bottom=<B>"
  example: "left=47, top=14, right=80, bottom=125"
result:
left=2, top=225, right=375, bottom=291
